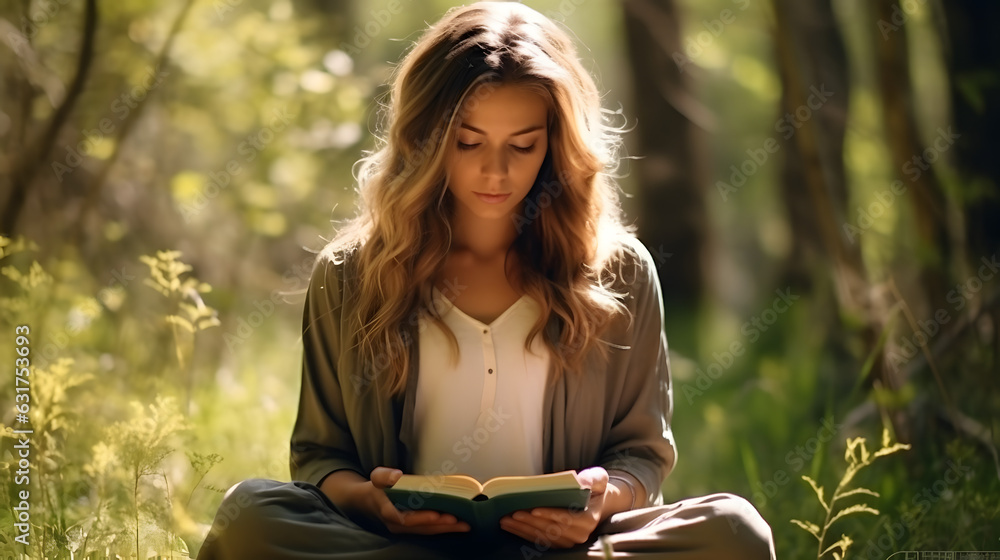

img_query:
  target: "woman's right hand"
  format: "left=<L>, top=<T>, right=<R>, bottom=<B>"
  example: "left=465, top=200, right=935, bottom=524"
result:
left=343, top=467, right=472, bottom=535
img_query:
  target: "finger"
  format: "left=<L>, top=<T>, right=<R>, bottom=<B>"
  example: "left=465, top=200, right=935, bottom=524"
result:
left=372, top=484, right=407, bottom=523
left=378, top=501, right=406, bottom=525
left=435, top=513, right=460, bottom=525
left=502, top=517, right=575, bottom=547
left=591, top=469, right=609, bottom=494
left=511, top=511, right=561, bottom=533
left=577, top=467, right=609, bottom=493
left=403, top=509, right=459, bottom=525
left=399, top=509, right=464, bottom=526
left=388, top=521, right=471, bottom=535
left=370, top=467, right=403, bottom=489
left=529, top=508, right=581, bottom=522
left=514, top=511, right=594, bottom=545
left=499, top=517, right=537, bottom=541
left=377, top=488, right=461, bottom=526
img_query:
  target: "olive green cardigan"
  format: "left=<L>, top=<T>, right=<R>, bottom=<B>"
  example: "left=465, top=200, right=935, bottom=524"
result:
left=289, top=235, right=676, bottom=508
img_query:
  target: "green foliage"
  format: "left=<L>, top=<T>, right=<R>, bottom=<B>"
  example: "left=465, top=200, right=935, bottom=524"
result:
left=0, top=238, right=50, bottom=319
left=791, top=428, right=911, bottom=559
left=105, top=396, right=188, bottom=559
left=2, top=0, right=997, bottom=557
left=140, top=250, right=220, bottom=374
left=0, top=235, right=222, bottom=559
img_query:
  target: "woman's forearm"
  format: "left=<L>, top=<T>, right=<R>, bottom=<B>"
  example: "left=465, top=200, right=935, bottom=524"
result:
left=604, top=470, right=646, bottom=521
left=319, top=469, right=369, bottom=513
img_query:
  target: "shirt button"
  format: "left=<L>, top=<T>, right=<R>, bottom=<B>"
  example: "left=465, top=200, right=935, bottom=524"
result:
left=483, top=329, right=488, bottom=334
left=488, top=368, right=493, bottom=374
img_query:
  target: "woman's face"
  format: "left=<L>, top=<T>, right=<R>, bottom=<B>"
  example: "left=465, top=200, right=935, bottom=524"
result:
left=445, top=83, right=549, bottom=223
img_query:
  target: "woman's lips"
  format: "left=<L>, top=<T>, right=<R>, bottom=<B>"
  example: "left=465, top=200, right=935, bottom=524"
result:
left=474, top=192, right=511, bottom=204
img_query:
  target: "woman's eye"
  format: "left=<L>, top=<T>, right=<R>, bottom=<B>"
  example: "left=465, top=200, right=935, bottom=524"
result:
left=511, top=144, right=535, bottom=154
left=457, top=142, right=479, bottom=150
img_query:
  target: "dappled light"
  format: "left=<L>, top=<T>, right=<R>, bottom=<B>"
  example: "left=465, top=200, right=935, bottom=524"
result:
left=1, top=0, right=997, bottom=558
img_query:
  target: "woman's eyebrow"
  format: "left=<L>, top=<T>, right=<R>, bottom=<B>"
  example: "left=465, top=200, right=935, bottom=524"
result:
left=459, top=123, right=545, bottom=136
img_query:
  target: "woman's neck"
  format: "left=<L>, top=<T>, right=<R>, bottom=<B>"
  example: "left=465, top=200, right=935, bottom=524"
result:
left=448, top=206, right=520, bottom=260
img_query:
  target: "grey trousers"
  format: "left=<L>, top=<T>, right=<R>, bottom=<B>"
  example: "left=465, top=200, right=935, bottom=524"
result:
left=196, top=479, right=776, bottom=560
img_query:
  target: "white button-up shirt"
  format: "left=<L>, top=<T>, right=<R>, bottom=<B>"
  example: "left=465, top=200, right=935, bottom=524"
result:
left=412, top=287, right=550, bottom=483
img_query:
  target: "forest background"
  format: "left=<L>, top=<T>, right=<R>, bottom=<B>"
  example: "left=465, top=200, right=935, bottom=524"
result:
left=1, top=0, right=997, bottom=558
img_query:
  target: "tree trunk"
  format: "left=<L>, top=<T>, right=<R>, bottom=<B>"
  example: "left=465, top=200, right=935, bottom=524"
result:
left=773, top=0, right=909, bottom=440
left=774, top=0, right=851, bottom=296
left=939, top=1, right=1000, bottom=263
left=872, top=0, right=952, bottom=312
left=621, top=0, right=710, bottom=316
left=1, top=0, right=98, bottom=236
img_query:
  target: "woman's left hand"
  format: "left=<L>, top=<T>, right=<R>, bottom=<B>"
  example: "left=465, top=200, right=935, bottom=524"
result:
left=499, top=466, right=609, bottom=548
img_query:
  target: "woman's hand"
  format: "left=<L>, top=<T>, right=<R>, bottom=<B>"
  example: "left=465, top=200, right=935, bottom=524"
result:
left=339, top=467, right=471, bottom=535
left=498, top=466, right=612, bottom=548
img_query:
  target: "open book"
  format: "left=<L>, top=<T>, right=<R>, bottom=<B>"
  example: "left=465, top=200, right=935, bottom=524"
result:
left=383, top=470, right=592, bottom=536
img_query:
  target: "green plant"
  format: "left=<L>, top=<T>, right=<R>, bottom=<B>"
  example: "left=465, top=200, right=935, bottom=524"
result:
left=1, top=237, right=226, bottom=559
left=0, top=236, right=49, bottom=319
left=114, top=396, right=189, bottom=559
left=140, top=250, right=220, bottom=366
left=791, top=428, right=911, bottom=559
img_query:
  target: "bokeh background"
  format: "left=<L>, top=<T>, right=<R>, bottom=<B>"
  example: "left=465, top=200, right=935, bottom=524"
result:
left=1, top=0, right=998, bottom=558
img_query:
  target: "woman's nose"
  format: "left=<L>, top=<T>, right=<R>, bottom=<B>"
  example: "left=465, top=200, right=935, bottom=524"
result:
left=481, top=148, right=508, bottom=178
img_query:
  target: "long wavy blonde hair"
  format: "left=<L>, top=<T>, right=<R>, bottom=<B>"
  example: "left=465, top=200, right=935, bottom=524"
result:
left=320, top=1, right=636, bottom=398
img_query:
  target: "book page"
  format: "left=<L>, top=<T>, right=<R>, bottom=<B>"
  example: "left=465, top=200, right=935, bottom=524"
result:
left=391, top=473, right=484, bottom=500
left=481, top=470, right=581, bottom=498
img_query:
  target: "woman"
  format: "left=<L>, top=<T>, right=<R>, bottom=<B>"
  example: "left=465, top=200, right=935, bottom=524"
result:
left=198, top=2, right=775, bottom=558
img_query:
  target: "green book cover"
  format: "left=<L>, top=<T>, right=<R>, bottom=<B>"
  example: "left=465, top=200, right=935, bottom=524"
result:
left=383, top=471, right=592, bottom=537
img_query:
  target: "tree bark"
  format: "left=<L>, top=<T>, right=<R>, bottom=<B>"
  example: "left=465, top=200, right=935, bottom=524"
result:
left=2, top=0, right=98, bottom=236
left=621, top=0, right=711, bottom=314
left=872, top=0, right=952, bottom=312
left=773, top=0, right=909, bottom=440
left=773, top=0, right=851, bottom=296
left=939, top=1, right=1000, bottom=263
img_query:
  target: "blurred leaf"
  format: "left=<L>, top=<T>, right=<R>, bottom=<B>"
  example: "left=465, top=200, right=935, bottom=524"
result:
left=791, top=519, right=821, bottom=541
left=802, top=475, right=828, bottom=513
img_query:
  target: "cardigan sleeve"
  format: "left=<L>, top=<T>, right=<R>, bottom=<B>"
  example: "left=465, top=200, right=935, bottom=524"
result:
left=289, top=254, right=365, bottom=486
left=598, top=238, right=677, bottom=508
